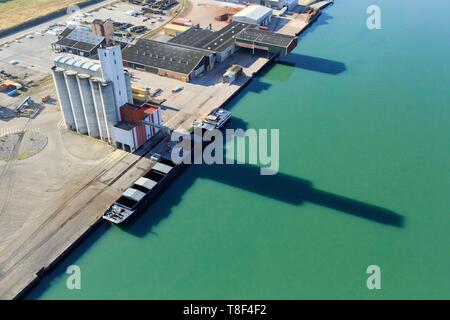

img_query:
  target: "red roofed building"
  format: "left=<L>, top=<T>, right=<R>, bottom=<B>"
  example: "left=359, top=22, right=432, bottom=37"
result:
left=112, top=103, right=163, bottom=152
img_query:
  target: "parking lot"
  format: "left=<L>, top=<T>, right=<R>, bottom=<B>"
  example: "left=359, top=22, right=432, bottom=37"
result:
left=78, top=1, right=178, bottom=36
left=128, top=48, right=269, bottom=131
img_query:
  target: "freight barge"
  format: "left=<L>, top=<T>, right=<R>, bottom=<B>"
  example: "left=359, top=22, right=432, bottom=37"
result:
left=102, top=108, right=231, bottom=224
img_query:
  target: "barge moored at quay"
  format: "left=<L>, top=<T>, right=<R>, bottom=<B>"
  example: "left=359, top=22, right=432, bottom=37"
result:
left=103, top=108, right=232, bottom=224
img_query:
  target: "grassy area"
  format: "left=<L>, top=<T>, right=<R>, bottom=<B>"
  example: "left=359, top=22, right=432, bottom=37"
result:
left=0, top=0, right=87, bottom=31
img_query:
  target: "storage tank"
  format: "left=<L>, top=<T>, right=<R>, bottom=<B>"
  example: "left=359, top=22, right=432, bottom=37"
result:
left=52, top=67, right=76, bottom=130
left=77, top=74, right=100, bottom=138
left=64, top=71, right=88, bottom=134
left=124, top=71, right=133, bottom=105
left=90, top=79, right=108, bottom=141
left=99, top=81, right=118, bottom=143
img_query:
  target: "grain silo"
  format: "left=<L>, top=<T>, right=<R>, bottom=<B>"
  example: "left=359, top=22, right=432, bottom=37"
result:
left=65, top=70, right=88, bottom=134
left=77, top=74, right=100, bottom=138
left=51, top=45, right=132, bottom=144
left=90, top=78, right=109, bottom=141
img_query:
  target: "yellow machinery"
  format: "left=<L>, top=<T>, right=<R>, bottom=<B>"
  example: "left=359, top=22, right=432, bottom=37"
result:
left=132, top=86, right=149, bottom=102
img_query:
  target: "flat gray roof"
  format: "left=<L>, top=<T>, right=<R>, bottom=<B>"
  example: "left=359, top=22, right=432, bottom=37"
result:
left=122, top=188, right=146, bottom=202
left=54, top=27, right=104, bottom=53
left=169, top=28, right=215, bottom=48
left=152, top=162, right=173, bottom=174
left=122, top=39, right=207, bottom=75
left=169, top=22, right=251, bottom=52
left=134, top=177, right=158, bottom=190
left=236, top=28, right=296, bottom=49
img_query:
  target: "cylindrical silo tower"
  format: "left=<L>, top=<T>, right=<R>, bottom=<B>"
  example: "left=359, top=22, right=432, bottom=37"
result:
left=91, top=78, right=108, bottom=141
left=99, top=81, right=118, bottom=144
left=52, top=67, right=76, bottom=130
left=64, top=71, right=88, bottom=134
left=124, top=71, right=133, bottom=105
left=77, top=74, right=100, bottom=138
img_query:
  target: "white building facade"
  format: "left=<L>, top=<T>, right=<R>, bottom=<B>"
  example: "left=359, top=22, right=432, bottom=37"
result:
left=232, top=5, right=273, bottom=26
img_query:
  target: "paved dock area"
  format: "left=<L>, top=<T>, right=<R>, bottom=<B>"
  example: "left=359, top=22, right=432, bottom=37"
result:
left=0, top=125, right=165, bottom=299
left=130, top=50, right=270, bottom=132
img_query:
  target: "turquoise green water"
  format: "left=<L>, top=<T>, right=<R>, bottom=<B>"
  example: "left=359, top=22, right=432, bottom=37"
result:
left=27, top=0, right=450, bottom=299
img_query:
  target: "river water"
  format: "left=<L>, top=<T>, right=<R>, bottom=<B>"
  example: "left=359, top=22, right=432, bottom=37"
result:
left=27, top=0, right=450, bottom=299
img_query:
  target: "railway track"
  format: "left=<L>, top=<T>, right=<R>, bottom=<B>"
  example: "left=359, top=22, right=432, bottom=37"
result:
left=0, top=132, right=166, bottom=279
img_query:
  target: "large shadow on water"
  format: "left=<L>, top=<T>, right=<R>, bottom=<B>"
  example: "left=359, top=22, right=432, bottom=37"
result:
left=123, top=114, right=404, bottom=238
left=121, top=51, right=397, bottom=236
left=274, top=8, right=345, bottom=76
left=278, top=53, right=346, bottom=75
left=23, top=35, right=393, bottom=297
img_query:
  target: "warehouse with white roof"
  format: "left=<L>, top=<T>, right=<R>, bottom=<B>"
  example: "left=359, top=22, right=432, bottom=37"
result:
left=220, top=0, right=298, bottom=11
left=232, top=5, right=273, bottom=26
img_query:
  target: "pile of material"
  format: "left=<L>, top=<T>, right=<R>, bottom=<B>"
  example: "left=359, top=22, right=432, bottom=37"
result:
left=0, top=80, right=22, bottom=96
left=223, top=64, right=243, bottom=83
left=300, top=7, right=320, bottom=23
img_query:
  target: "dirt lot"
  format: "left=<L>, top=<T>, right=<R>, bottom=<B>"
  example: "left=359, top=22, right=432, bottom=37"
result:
left=0, top=0, right=88, bottom=31
left=179, top=0, right=244, bottom=30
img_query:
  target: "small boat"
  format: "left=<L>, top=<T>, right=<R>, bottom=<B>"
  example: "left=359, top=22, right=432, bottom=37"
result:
left=103, top=159, right=181, bottom=224
left=193, top=108, right=231, bottom=131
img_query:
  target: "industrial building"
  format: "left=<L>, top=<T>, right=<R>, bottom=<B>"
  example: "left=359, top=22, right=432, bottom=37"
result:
left=122, top=39, right=215, bottom=82
left=51, top=46, right=133, bottom=143
left=113, top=103, right=163, bottom=152
left=169, top=22, right=250, bottom=62
left=52, top=26, right=106, bottom=57
left=218, top=0, right=298, bottom=10
left=232, top=5, right=273, bottom=26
